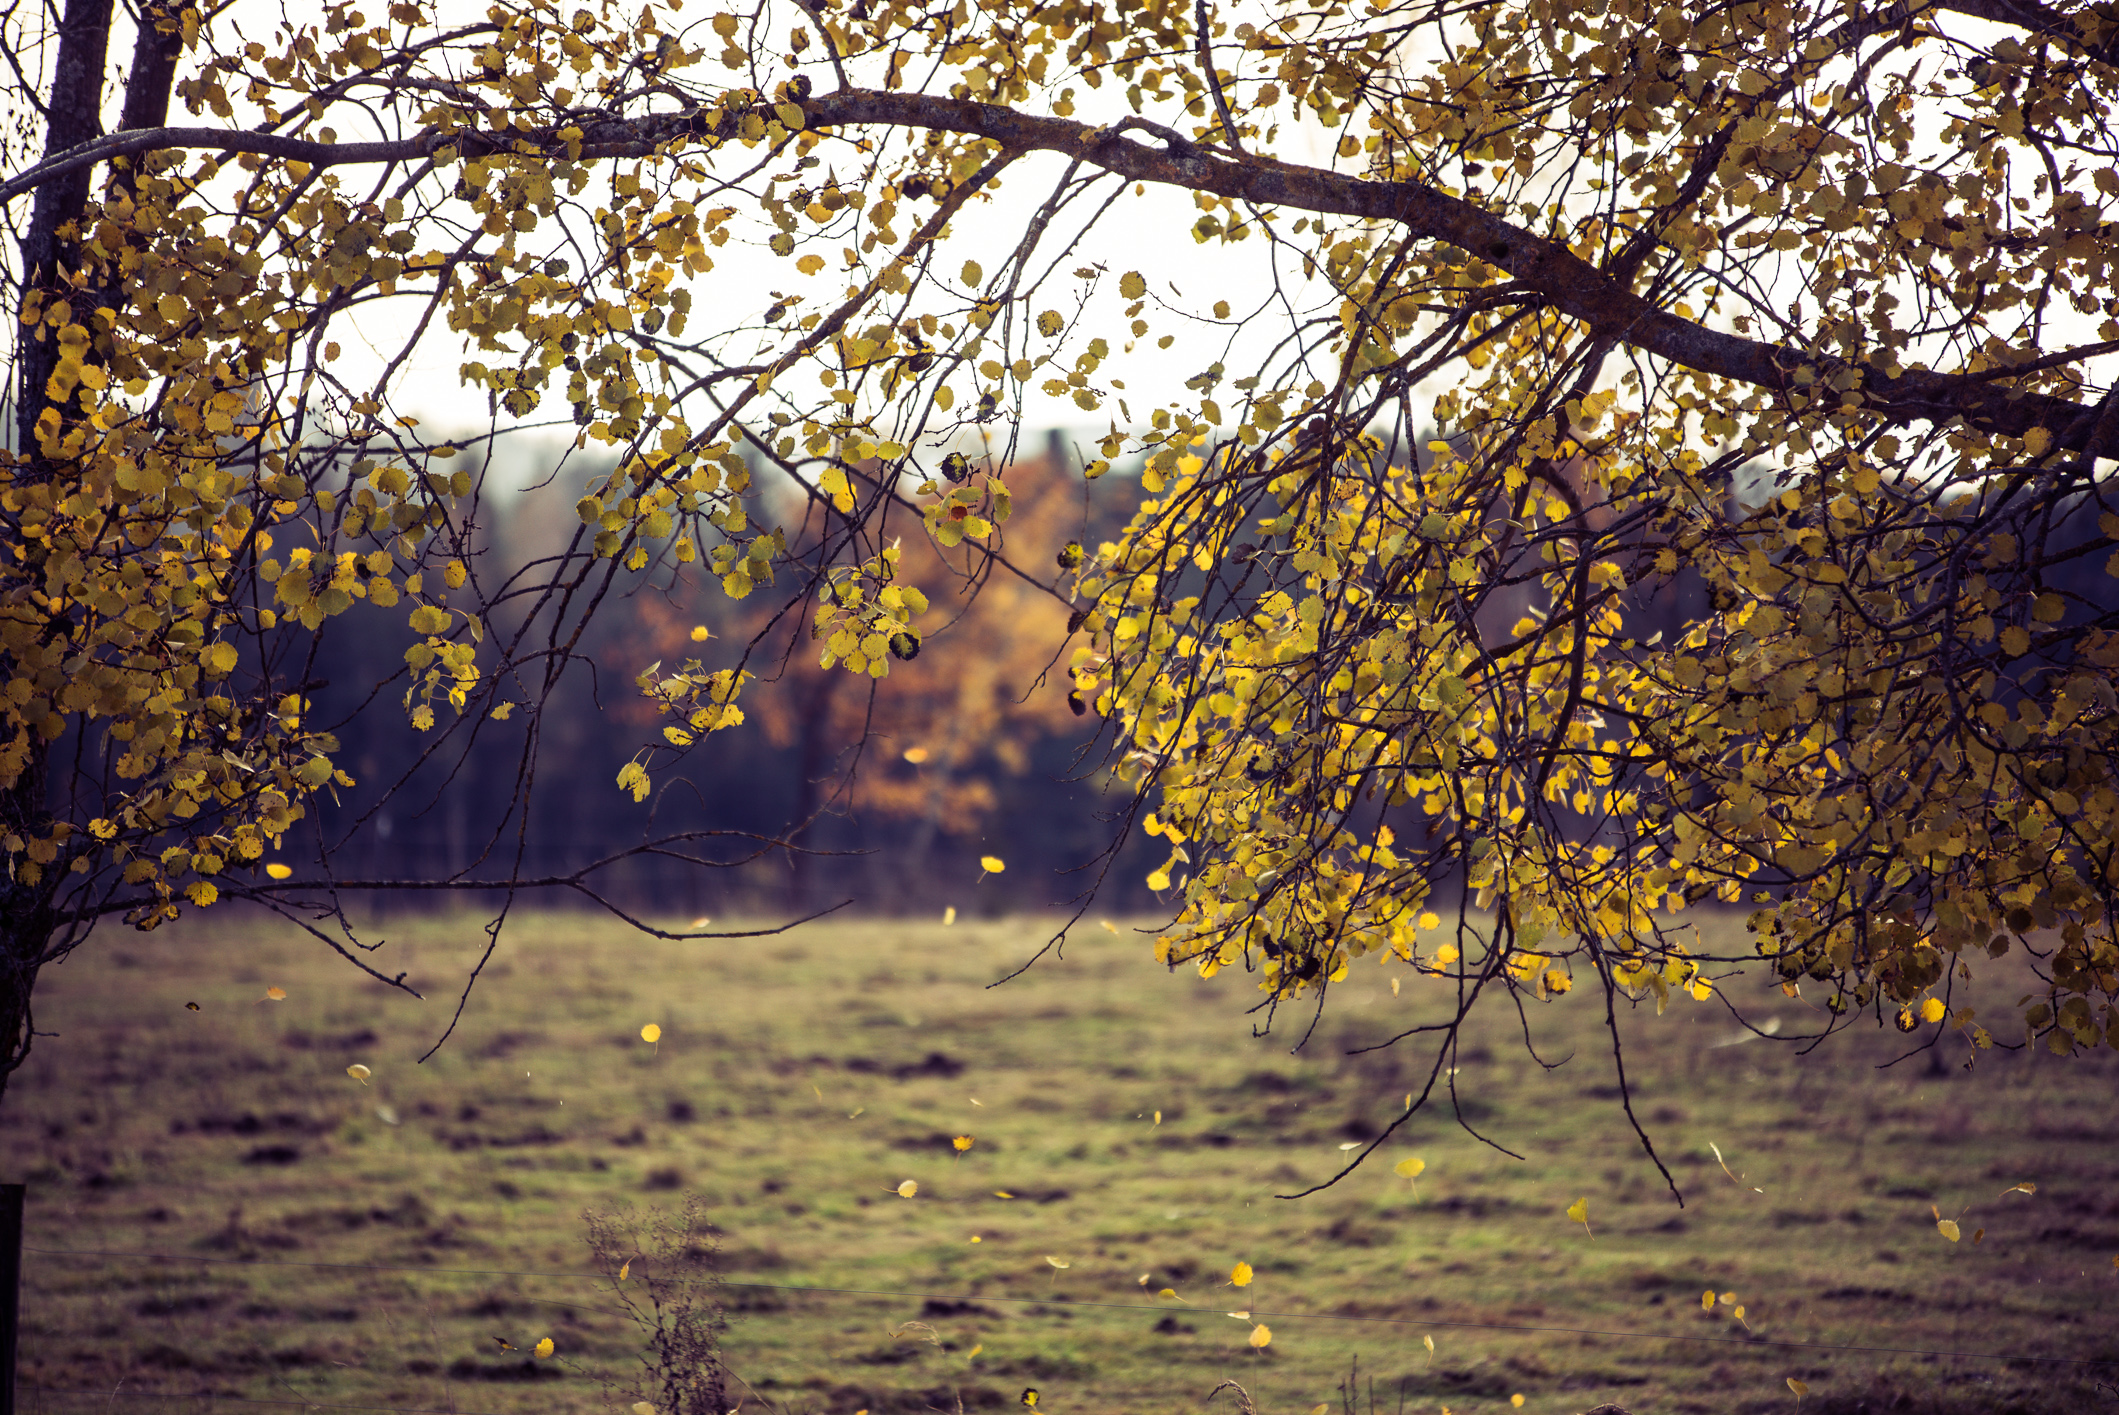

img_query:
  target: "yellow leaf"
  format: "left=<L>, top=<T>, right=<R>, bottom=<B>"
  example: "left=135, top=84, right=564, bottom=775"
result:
left=904, top=746, right=931, bottom=763
left=1394, top=1157, right=1425, bottom=1179
left=265, top=863, right=293, bottom=880
left=968, top=1344, right=983, bottom=1359
left=691, top=625, right=712, bottom=642
left=1248, top=1323, right=1271, bottom=1349
left=1046, top=1255, right=1070, bottom=1269
left=1229, top=1261, right=1252, bottom=1287
left=1701, top=1290, right=1715, bottom=1311
left=897, top=1179, right=918, bottom=1198
left=1100, top=919, right=1119, bottom=934
left=980, top=855, right=1006, bottom=874
left=943, top=906, right=957, bottom=925
left=534, top=1338, right=554, bottom=1359
left=1937, top=1218, right=1961, bottom=1242
left=1158, top=1288, right=1180, bottom=1300
left=1787, top=1378, right=1809, bottom=1398
left=995, top=1190, right=1014, bottom=1199
left=641, top=1023, right=662, bottom=1044
left=346, top=1064, right=371, bottom=1084
left=2001, top=1181, right=2037, bottom=1196
left=618, top=1260, right=631, bottom=1282
left=1020, top=1390, right=1039, bottom=1409
left=1511, top=1397, right=1525, bottom=1409
left=1565, top=1197, right=1591, bottom=1236
left=954, top=1135, right=974, bottom=1151
left=264, top=987, right=287, bottom=1001
left=634, top=1403, right=656, bottom=1415
left=1919, top=997, right=1946, bottom=1023
left=1423, top=1334, right=1435, bottom=1355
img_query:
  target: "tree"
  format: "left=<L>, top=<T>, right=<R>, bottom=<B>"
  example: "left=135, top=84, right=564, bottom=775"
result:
left=4, top=0, right=2117, bottom=1156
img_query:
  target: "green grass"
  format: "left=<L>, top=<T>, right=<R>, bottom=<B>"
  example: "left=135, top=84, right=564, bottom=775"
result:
left=5, top=911, right=2116, bottom=1415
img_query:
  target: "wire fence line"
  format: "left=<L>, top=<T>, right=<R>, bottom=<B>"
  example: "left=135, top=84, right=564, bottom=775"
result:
left=24, top=1245, right=2118, bottom=1370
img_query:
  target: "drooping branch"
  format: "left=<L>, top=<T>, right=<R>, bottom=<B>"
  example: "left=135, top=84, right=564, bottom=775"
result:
left=5, top=89, right=2109, bottom=457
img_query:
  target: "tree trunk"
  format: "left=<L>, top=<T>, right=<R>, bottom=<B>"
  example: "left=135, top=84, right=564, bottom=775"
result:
left=3, top=0, right=185, bottom=1104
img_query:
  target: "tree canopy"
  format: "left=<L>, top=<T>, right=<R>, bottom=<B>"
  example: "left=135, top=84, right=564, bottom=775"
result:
left=5, top=0, right=2118, bottom=1145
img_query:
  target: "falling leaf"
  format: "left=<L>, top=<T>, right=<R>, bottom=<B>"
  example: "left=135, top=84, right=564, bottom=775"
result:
left=970, top=1097, right=983, bottom=1106
left=690, top=625, right=712, bottom=642
left=1152, top=1109, right=1162, bottom=1125
left=995, top=1191, right=1015, bottom=1199
left=1733, top=1305, right=1749, bottom=1328
left=1937, top=1218, right=1961, bottom=1242
left=1394, top=1157, right=1425, bottom=1179
left=1020, top=1390, right=1040, bottom=1408
left=375, top=1105, right=399, bottom=1125
left=1390, top=976, right=1400, bottom=997
left=1100, top=920, right=1119, bottom=934
left=641, top=1023, right=662, bottom=1044
left=1720, top=1292, right=1737, bottom=1306
left=968, top=1344, right=983, bottom=1360
left=534, top=1338, right=554, bottom=1359
left=185, top=1002, right=200, bottom=1011
left=1972, top=1228, right=1984, bottom=1244
left=618, top=1260, right=631, bottom=1282
left=1511, top=1397, right=1525, bottom=1409
left=1337, top=1141, right=1362, bottom=1151
left=1565, top=1197, right=1591, bottom=1237
left=264, top=986, right=287, bottom=1001
left=1423, top=1334, right=1435, bottom=1360
left=2001, top=1181, right=2037, bottom=1196
left=1248, top=1323, right=1272, bottom=1349
left=943, top=906, right=957, bottom=926
left=903, top=746, right=930, bottom=763
left=1787, top=1377, right=1809, bottom=1400
left=980, top=855, right=1006, bottom=874
left=1046, top=1255, right=1070, bottom=1269
left=970, top=1235, right=982, bottom=1243
left=954, top=1135, right=975, bottom=1152
left=688, top=916, right=712, bottom=929
left=848, top=1107, right=866, bottom=1119
left=265, top=863, right=293, bottom=880
left=1229, top=1262, right=1253, bottom=1287
left=346, top=1064, right=372, bottom=1085
left=1225, top=1310, right=1250, bottom=1321
left=1701, top=1290, right=1716, bottom=1311
left=897, top=1180, right=918, bottom=1198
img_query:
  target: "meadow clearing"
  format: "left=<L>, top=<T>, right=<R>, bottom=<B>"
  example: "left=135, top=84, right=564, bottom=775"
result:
left=4, top=910, right=2116, bottom=1415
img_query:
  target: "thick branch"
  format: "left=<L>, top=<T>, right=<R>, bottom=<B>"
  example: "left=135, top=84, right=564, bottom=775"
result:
left=3, top=89, right=2106, bottom=453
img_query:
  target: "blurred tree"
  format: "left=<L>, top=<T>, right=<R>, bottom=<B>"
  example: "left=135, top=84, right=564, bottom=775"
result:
left=0, top=0, right=2115, bottom=1172
left=733, top=448, right=1089, bottom=902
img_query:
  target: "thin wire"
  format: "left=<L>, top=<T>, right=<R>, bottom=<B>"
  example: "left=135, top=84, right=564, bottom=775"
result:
left=26, top=1245, right=2116, bottom=1368
left=24, top=1388, right=504, bottom=1415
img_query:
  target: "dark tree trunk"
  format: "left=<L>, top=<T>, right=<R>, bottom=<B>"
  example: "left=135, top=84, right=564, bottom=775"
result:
left=3, top=0, right=185, bottom=1102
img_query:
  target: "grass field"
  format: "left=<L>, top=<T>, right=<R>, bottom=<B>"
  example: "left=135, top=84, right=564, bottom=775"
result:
left=5, top=910, right=2117, bottom=1415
